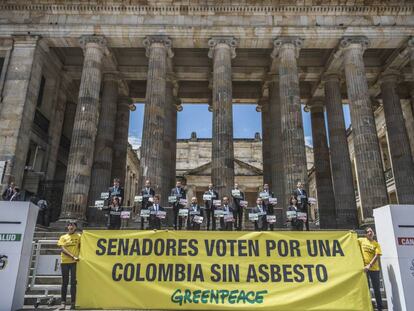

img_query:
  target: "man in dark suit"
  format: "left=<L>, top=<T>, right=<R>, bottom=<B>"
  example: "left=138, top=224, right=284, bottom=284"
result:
left=140, top=180, right=155, bottom=230
left=149, top=195, right=165, bottom=230
left=219, top=196, right=234, bottom=231
left=187, top=197, right=203, bottom=230
left=253, top=197, right=268, bottom=231
left=2, top=182, right=15, bottom=201
left=9, top=187, right=21, bottom=202
left=108, top=178, right=124, bottom=205
left=171, top=181, right=186, bottom=230
left=231, top=183, right=245, bottom=231
left=259, top=184, right=275, bottom=231
left=292, top=181, right=310, bottom=231
left=203, top=183, right=219, bottom=231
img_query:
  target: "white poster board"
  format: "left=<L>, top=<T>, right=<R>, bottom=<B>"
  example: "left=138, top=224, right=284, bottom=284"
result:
left=0, top=202, right=39, bottom=311
left=374, top=204, right=414, bottom=311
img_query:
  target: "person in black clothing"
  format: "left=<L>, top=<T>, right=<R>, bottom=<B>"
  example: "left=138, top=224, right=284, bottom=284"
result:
left=253, top=197, right=268, bottom=231
left=2, top=182, right=15, bottom=201
left=187, top=197, right=203, bottom=231
left=260, top=184, right=275, bottom=231
left=292, top=181, right=310, bottom=231
left=108, top=178, right=124, bottom=205
left=231, top=183, right=245, bottom=231
left=220, top=196, right=234, bottom=231
left=140, top=179, right=155, bottom=230
left=287, top=196, right=303, bottom=231
left=9, top=187, right=21, bottom=201
left=170, top=181, right=186, bottom=230
left=149, top=195, right=165, bottom=230
left=104, top=197, right=123, bottom=230
left=203, top=183, right=218, bottom=231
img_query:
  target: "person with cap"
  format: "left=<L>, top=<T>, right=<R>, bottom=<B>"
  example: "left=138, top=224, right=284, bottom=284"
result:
left=57, top=222, right=81, bottom=310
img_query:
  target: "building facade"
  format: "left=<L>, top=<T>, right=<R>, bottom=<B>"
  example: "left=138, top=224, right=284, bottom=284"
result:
left=0, top=1, right=414, bottom=228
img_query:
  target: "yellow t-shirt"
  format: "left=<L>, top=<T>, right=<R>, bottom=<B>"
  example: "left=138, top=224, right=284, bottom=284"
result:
left=358, top=237, right=382, bottom=271
left=57, top=233, right=81, bottom=264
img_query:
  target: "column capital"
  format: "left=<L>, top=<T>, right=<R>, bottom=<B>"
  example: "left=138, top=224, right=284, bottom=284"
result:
left=208, top=36, right=238, bottom=59
left=103, top=72, right=120, bottom=82
left=143, top=35, right=173, bottom=58
left=339, top=36, right=370, bottom=52
left=322, top=72, right=342, bottom=83
left=272, top=37, right=303, bottom=59
left=309, top=97, right=325, bottom=112
left=379, top=69, right=401, bottom=85
left=79, top=35, right=107, bottom=52
left=12, top=35, right=40, bottom=47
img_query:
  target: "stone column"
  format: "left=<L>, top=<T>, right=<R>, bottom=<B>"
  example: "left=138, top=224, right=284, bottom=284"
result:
left=139, top=36, right=173, bottom=193
left=88, top=74, right=119, bottom=209
left=111, top=96, right=131, bottom=186
left=310, top=101, right=337, bottom=229
left=340, top=36, right=388, bottom=220
left=208, top=37, right=237, bottom=198
left=380, top=71, right=414, bottom=204
left=268, top=78, right=286, bottom=226
left=260, top=98, right=272, bottom=187
left=402, top=98, right=414, bottom=161
left=324, top=73, right=358, bottom=228
left=0, top=36, right=45, bottom=189
left=272, top=37, right=308, bottom=199
left=59, top=36, right=106, bottom=222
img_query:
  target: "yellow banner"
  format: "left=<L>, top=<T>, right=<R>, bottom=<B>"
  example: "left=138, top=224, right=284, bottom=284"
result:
left=77, top=230, right=373, bottom=310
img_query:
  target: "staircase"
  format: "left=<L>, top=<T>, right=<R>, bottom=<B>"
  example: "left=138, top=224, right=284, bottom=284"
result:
left=23, top=227, right=388, bottom=310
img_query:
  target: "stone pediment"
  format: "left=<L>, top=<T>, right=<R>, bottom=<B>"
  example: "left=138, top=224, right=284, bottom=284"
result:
left=184, top=159, right=262, bottom=177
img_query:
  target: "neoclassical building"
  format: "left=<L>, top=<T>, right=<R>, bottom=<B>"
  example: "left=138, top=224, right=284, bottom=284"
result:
left=0, top=1, right=413, bottom=228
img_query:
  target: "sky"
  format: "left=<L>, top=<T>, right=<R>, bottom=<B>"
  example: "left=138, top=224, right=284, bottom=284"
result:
left=128, top=103, right=352, bottom=149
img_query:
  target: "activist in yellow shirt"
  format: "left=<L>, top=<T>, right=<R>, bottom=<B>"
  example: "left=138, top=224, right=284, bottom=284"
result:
left=58, top=231, right=81, bottom=264
left=358, top=237, right=382, bottom=271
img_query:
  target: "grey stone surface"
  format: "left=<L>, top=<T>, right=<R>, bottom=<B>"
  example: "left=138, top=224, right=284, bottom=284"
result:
left=380, top=71, right=414, bottom=204
left=341, top=36, right=388, bottom=220
left=324, top=73, right=358, bottom=228
left=260, top=98, right=272, bottom=187
left=209, top=37, right=237, bottom=199
left=310, top=102, right=337, bottom=229
left=60, top=35, right=106, bottom=222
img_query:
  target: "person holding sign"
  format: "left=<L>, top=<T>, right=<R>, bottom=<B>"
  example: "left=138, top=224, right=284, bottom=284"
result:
left=170, top=181, right=187, bottom=230
left=252, top=197, right=268, bottom=231
left=149, top=195, right=165, bottom=230
left=187, top=197, right=203, bottom=230
left=203, top=183, right=219, bottom=231
left=231, top=183, right=245, bottom=231
left=103, top=197, right=123, bottom=230
left=108, top=178, right=124, bottom=205
left=286, top=196, right=303, bottom=231
left=358, top=227, right=383, bottom=311
left=140, top=180, right=155, bottom=230
left=259, top=184, right=275, bottom=231
left=292, top=181, right=310, bottom=231
left=57, top=222, right=80, bottom=310
left=219, top=196, right=234, bottom=231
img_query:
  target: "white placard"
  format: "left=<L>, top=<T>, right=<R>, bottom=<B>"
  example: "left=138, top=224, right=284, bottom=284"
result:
left=120, top=211, right=130, bottom=219
left=213, top=200, right=221, bottom=207
left=259, top=192, right=270, bottom=200
left=100, top=192, right=109, bottom=199
left=269, top=197, right=278, bottom=205
left=140, top=209, right=150, bottom=218
left=189, top=210, right=200, bottom=216
left=203, top=194, right=212, bottom=201
left=231, top=189, right=242, bottom=198
left=178, top=209, right=188, bottom=217
left=193, top=215, right=203, bottom=224
left=0, top=202, right=39, bottom=311
left=266, top=215, right=276, bottom=223
left=286, top=211, right=297, bottom=220
left=240, top=200, right=248, bottom=207
left=224, top=214, right=234, bottom=223
left=156, top=210, right=167, bottom=219
left=95, top=200, right=105, bottom=208
left=308, top=197, right=317, bottom=204
left=134, top=195, right=143, bottom=202
left=168, top=196, right=177, bottom=203
left=297, top=212, right=307, bottom=221
left=248, top=213, right=258, bottom=221
left=179, top=198, right=188, bottom=205
left=214, top=209, right=224, bottom=217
